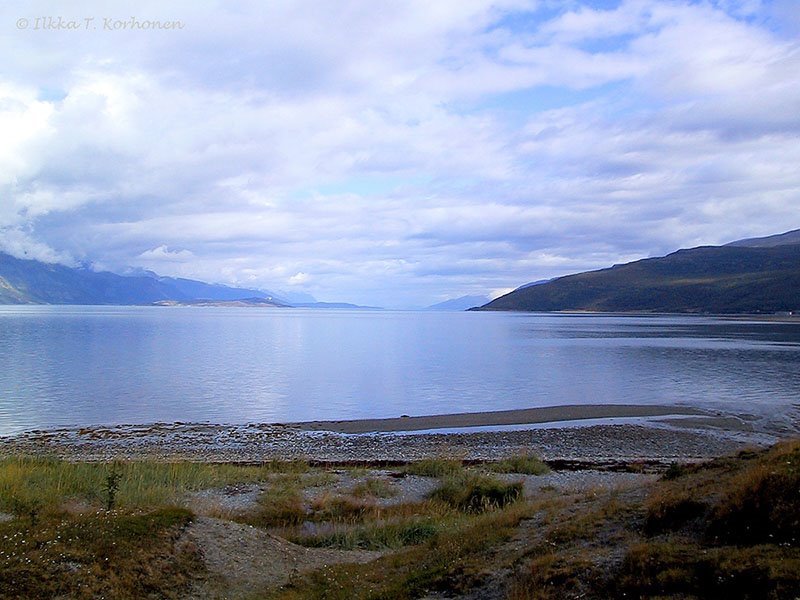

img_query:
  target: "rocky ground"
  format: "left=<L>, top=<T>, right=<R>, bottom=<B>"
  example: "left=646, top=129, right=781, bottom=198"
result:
left=0, top=420, right=767, bottom=465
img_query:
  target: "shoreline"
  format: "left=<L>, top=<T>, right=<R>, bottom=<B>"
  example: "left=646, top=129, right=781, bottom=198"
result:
left=0, top=403, right=781, bottom=466
left=290, top=403, right=712, bottom=434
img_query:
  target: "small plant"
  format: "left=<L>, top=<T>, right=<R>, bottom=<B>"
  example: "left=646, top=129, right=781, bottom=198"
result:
left=104, top=462, right=123, bottom=511
left=663, top=462, right=689, bottom=480
left=10, top=496, right=42, bottom=527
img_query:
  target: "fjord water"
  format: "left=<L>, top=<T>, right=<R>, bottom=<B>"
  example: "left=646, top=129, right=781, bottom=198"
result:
left=0, top=306, right=798, bottom=437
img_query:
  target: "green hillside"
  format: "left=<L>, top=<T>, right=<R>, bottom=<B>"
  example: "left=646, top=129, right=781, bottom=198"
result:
left=479, top=244, right=800, bottom=314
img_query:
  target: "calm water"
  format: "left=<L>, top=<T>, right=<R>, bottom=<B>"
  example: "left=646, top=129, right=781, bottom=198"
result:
left=1, top=306, right=799, bottom=436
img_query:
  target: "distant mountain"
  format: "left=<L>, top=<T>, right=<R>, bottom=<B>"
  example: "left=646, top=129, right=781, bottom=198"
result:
left=276, top=290, right=317, bottom=305
left=477, top=234, right=800, bottom=314
left=152, top=276, right=277, bottom=302
left=153, top=297, right=288, bottom=308
left=426, top=295, right=490, bottom=311
left=0, top=252, right=285, bottom=306
left=726, top=228, right=800, bottom=248
left=293, top=302, right=383, bottom=310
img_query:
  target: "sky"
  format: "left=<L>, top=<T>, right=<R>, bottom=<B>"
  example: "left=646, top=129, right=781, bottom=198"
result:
left=1, top=0, right=799, bottom=308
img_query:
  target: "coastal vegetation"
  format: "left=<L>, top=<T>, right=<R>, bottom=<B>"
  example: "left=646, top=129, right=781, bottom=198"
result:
left=0, top=441, right=797, bottom=599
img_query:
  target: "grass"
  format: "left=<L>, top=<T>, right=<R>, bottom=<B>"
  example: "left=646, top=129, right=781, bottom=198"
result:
left=278, top=495, right=451, bottom=550
left=247, top=484, right=308, bottom=528
left=508, top=438, right=800, bottom=600
left=292, top=517, right=441, bottom=551
left=351, top=477, right=397, bottom=499
left=617, top=542, right=800, bottom=599
left=270, top=498, right=536, bottom=599
left=643, top=488, right=707, bottom=535
left=0, top=507, right=198, bottom=600
left=429, top=473, right=524, bottom=512
left=0, top=456, right=309, bottom=513
left=707, top=441, right=800, bottom=545
left=489, top=453, right=550, bottom=476
left=2, top=441, right=798, bottom=599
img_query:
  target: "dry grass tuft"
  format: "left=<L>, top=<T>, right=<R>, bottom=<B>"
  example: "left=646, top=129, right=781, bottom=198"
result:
left=429, top=474, right=524, bottom=513
left=490, top=452, right=550, bottom=476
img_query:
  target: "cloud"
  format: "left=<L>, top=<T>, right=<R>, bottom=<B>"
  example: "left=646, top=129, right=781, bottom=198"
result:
left=0, top=0, right=798, bottom=307
left=288, top=272, right=310, bottom=285
left=137, top=245, right=194, bottom=262
left=0, top=226, right=76, bottom=264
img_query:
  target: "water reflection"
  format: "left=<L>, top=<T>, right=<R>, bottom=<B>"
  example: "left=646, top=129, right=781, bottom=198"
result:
left=0, top=307, right=798, bottom=436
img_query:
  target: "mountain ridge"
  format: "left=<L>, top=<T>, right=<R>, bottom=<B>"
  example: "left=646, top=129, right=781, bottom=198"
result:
left=725, top=228, right=800, bottom=248
left=477, top=231, right=800, bottom=314
left=0, top=252, right=290, bottom=306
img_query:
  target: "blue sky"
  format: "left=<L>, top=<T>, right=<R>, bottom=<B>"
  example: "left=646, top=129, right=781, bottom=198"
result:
left=1, top=0, right=799, bottom=307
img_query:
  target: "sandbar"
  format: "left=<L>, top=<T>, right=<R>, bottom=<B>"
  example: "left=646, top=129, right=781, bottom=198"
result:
left=292, top=403, right=710, bottom=434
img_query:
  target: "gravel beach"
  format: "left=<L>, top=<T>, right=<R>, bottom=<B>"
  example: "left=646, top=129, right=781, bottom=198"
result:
left=0, top=403, right=776, bottom=465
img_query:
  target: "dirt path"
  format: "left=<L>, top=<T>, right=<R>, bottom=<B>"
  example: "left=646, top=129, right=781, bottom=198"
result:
left=179, top=516, right=382, bottom=599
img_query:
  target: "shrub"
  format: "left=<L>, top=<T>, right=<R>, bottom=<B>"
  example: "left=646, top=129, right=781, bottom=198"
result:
left=663, top=461, right=689, bottom=480
left=430, top=475, right=523, bottom=513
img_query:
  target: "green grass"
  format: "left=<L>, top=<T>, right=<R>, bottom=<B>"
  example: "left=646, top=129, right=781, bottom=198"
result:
left=292, top=517, right=441, bottom=551
left=489, top=453, right=550, bottom=475
left=429, top=473, right=524, bottom=513
left=270, top=499, right=535, bottom=599
left=403, top=458, right=464, bottom=478
left=3, top=442, right=798, bottom=599
left=351, top=477, right=397, bottom=499
left=0, top=456, right=309, bottom=513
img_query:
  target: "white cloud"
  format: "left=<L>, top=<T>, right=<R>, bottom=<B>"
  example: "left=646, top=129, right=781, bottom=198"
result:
left=0, top=0, right=798, bottom=306
left=288, top=272, right=310, bottom=285
left=137, top=245, right=194, bottom=262
left=0, top=226, right=75, bottom=264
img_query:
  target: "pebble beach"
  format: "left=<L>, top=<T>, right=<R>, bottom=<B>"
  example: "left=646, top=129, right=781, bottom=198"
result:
left=0, top=403, right=778, bottom=466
